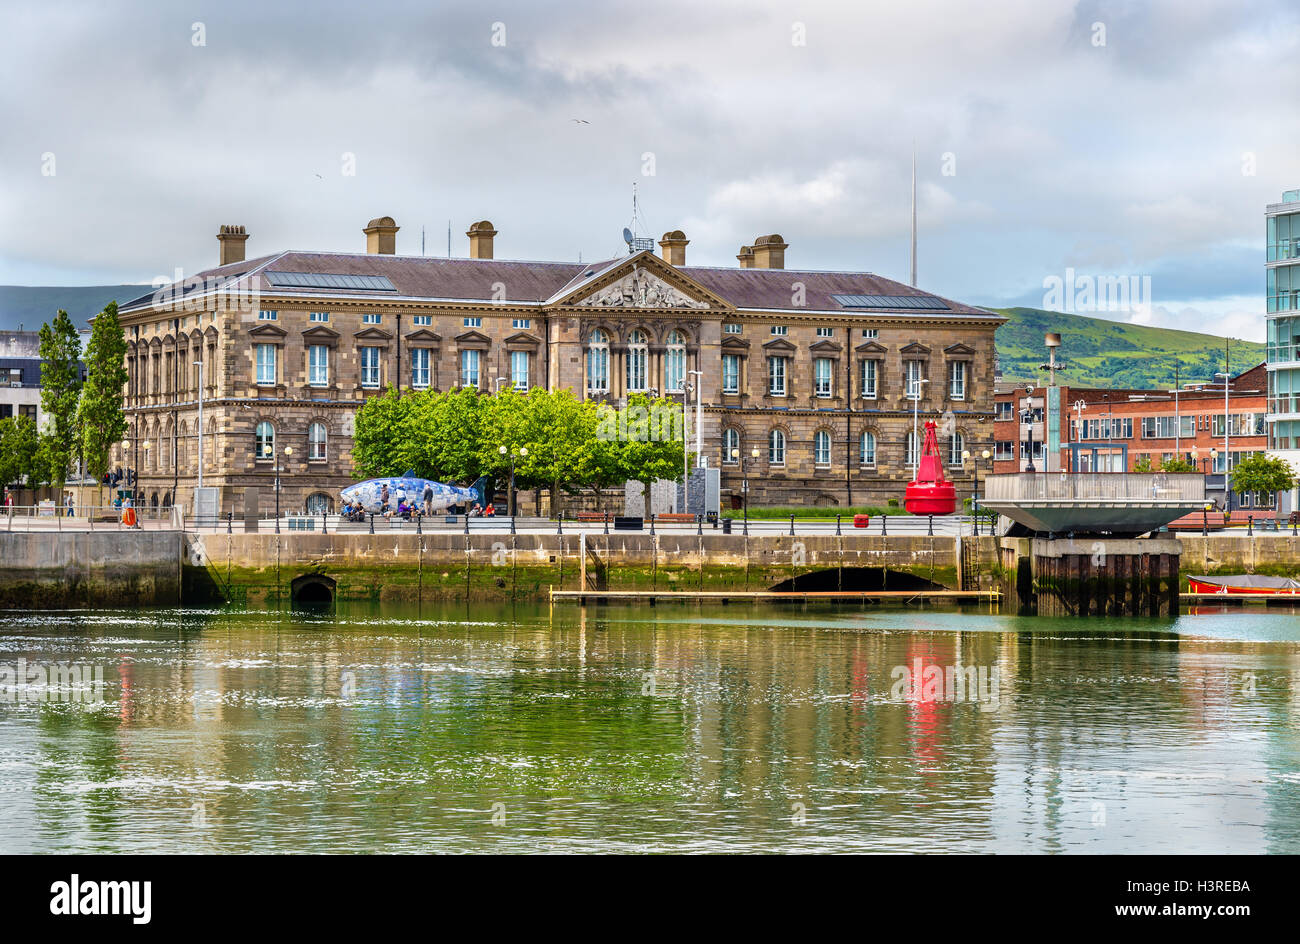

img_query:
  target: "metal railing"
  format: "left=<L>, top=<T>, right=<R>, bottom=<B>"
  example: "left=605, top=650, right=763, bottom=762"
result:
left=984, top=472, right=1205, bottom=503
left=2, top=504, right=181, bottom=531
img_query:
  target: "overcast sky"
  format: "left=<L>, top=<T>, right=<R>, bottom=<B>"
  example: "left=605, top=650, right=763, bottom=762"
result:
left=1, top=0, right=1296, bottom=339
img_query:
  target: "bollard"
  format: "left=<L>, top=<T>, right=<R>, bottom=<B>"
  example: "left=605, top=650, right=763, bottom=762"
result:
left=789, top=513, right=795, bottom=536
left=275, top=511, right=280, bottom=534
left=416, top=513, right=422, bottom=534
left=227, top=511, right=232, bottom=534
left=697, top=513, right=703, bottom=536
left=369, top=513, right=375, bottom=534
left=650, top=513, right=655, bottom=535
left=604, top=511, right=610, bottom=535
left=742, top=515, right=748, bottom=537
left=1202, top=509, right=1208, bottom=537
left=835, top=514, right=841, bottom=536
left=322, top=512, right=328, bottom=535
left=464, top=512, right=469, bottom=535
left=557, top=511, right=563, bottom=535
left=928, top=515, right=934, bottom=536
left=1248, top=515, right=1253, bottom=536
left=881, top=514, right=887, bottom=536
left=510, top=514, right=516, bottom=535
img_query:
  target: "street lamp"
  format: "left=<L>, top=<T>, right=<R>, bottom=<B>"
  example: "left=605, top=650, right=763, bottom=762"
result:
left=275, top=445, right=292, bottom=532
left=498, top=444, right=528, bottom=516
left=1019, top=398, right=1038, bottom=473
left=910, top=377, right=931, bottom=474
left=732, top=445, right=760, bottom=533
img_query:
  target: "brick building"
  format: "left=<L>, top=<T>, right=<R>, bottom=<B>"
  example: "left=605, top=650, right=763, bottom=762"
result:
left=992, top=363, right=1268, bottom=509
left=114, top=217, right=1003, bottom=515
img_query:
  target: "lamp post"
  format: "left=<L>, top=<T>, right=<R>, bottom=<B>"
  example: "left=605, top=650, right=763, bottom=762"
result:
left=1020, top=402, right=1037, bottom=473
left=733, top=445, right=759, bottom=533
left=688, top=368, right=703, bottom=515
left=141, top=441, right=150, bottom=503
left=910, top=377, right=930, bottom=474
left=275, top=446, right=292, bottom=532
left=498, top=444, right=528, bottom=516
left=681, top=380, right=693, bottom=515
left=1214, top=371, right=1231, bottom=510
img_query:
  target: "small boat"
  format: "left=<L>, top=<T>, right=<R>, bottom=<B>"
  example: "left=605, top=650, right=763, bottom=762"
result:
left=1187, top=574, right=1300, bottom=595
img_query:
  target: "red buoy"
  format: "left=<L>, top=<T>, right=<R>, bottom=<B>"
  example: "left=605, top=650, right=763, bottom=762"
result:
left=903, top=420, right=958, bottom=515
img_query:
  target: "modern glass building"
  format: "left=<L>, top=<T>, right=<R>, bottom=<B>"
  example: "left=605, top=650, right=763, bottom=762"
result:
left=1266, top=190, right=1300, bottom=512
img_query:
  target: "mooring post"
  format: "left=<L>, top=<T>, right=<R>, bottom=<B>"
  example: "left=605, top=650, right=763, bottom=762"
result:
left=697, top=513, right=703, bottom=536
left=789, top=514, right=795, bottom=537
left=557, top=511, right=563, bottom=535
left=416, top=513, right=422, bottom=534
left=928, top=515, right=934, bottom=536
left=322, top=511, right=327, bottom=534
left=369, top=513, right=375, bottom=534
left=1202, top=508, right=1208, bottom=537
left=463, top=513, right=469, bottom=535
left=604, top=511, right=610, bottom=535
left=835, top=514, right=841, bottom=536
left=881, top=514, right=887, bottom=536
left=1248, top=515, right=1253, bottom=536
left=227, top=511, right=232, bottom=534
left=510, top=514, right=516, bottom=535
left=650, top=513, right=656, bottom=535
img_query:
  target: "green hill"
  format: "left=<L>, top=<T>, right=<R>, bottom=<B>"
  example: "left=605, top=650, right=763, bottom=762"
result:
left=994, top=307, right=1264, bottom=389
left=0, top=284, right=144, bottom=331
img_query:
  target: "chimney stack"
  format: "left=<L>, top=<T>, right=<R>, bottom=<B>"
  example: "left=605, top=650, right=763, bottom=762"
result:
left=736, top=245, right=754, bottom=268
left=466, top=220, right=498, bottom=259
left=658, top=230, right=689, bottom=266
left=750, top=234, right=788, bottom=269
left=363, top=216, right=400, bottom=254
left=216, top=225, right=248, bottom=266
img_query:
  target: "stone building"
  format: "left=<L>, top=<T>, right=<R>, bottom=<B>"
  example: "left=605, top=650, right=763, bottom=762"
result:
left=115, top=217, right=1003, bottom=515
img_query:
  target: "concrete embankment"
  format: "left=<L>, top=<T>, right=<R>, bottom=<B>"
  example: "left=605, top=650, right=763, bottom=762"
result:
left=183, top=530, right=966, bottom=605
left=0, top=530, right=183, bottom=607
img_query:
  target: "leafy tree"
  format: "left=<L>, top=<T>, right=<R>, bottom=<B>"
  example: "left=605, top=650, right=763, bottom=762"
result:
left=1132, top=455, right=1153, bottom=473
left=37, top=309, right=84, bottom=488
left=413, top=386, right=486, bottom=481
left=618, top=393, right=693, bottom=514
left=78, top=302, right=128, bottom=504
left=353, top=386, right=413, bottom=477
left=512, top=389, right=588, bottom=514
left=572, top=404, right=627, bottom=511
left=1159, top=456, right=1197, bottom=473
left=1229, top=453, right=1296, bottom=497
left=0, top=416, right=39, bottom=490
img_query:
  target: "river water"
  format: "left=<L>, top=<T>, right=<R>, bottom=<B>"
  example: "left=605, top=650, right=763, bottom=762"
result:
left=0, top=602, right=1297, bottom=854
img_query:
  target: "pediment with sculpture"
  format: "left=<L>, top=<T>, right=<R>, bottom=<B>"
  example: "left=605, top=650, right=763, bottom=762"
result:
left=574, top=268, right=712, bottom=310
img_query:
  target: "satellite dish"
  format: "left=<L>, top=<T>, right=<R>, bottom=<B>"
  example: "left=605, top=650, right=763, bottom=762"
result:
left=622, top=227, right=633, bottom=245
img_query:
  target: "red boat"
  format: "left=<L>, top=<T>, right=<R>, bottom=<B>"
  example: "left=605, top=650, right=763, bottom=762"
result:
left=1186, top=574, right=1300, bottom=595
left=904, top=420, right=957, bottom=516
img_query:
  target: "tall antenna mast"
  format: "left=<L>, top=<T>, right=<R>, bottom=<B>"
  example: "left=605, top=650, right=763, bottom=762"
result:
left=910, top=146, right=917, bottom=287
left=421, top=226, right=425, bottom=256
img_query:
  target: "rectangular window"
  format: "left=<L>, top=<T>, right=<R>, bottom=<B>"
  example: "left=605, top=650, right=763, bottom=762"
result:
left=814, top=358, right=833, bottom=398
left=511, top=350, right=529, bottom=391
left=412, top=315, right=432, bottom=326
left=768, top=357, right=787, bottom=396
left=1081, top=418, right=1134, bottom=439
left=309, top=311, right=329, bottom=323
left=308, top=345, right=329, bottom=386
left=816, top=327, right=833, bottom=338
left=411, top=348, right=430, bottom=388
left=860, top=359, right=877, bottom=399
left=995, top=401, right=1014, bottom=420
left=255, top=344, right=276, bottom=385
left=463, top=317, right=482, bottom=328
left=995, top=441, right=1014, bottom=460
left=770, top=325, right=788, bottom=336
left=861, top=328, right=878, bottom=339
left=722, top=354, right=740, bottom=394
left=906, top=360, right=924, bottom=398
left=948, top=361, right=966, bottom=400
left=361, top=347, right=381, bottom=388
left=460, top=349, right=481, bottom=388
left=512, top=318, right=531, bottom=329
left=723, top=323, right=742, bottom=334
left=362, top=313, right=381, bottom=325
left=258, top=310, right=277, bottom=321
left=1211, top=413, right=1260, bottom=437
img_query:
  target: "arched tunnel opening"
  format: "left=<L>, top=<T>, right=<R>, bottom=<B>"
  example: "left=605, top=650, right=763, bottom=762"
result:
left=290, top=574, right=337, bottom=605
left=768, top=567, right=946, bottom=593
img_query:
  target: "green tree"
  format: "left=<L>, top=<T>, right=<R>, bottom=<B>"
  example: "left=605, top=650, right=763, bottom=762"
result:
left=353, top=386, right=413, bottom=477
left=37, top=309, right=84, bottom=488
left=1159, top=456, right=1197, bottom=473
left=618, top=393, right=693, bottom=513
left=1229, top=453, right=1296, bottom=498
left=1132, top=455, right=1153, bottom=473
left=512, top=389, right=588, bottom=514
left=572, top=403, right=627, bottom=511
left=78, top=302, right=129, bottom=504
left=0, top=415, right=39, bottom=490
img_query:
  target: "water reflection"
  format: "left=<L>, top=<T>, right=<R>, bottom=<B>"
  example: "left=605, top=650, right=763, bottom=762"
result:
left=0, top=603, right=1296, bottom=853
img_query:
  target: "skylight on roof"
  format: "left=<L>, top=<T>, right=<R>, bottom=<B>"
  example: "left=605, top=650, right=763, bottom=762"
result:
left=831, top=293, right=949, bottom=310
left=265, top=271, right=397, bottom=292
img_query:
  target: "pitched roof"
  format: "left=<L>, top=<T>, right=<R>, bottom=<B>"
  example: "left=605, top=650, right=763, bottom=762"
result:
left=120, top=249, right=1000, bottom=319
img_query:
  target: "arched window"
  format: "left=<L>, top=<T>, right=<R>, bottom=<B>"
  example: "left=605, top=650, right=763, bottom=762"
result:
left=309, top=422, right=327, bottom=461
left=949, top=431, right=965, bottom=467
left=665, top=330, right=686, bottom=393
left=906, top=430, right=920, bottom=470
left=814, top=429, right=831, bottom=466
left=255, top=421, right=275, bottom=461
left=860, top=431, right=876, bottom=467
left=723, top=427, right=740, bottom=464
left=626, top=329, right=648, bottom=392
left=768, top=428, right=786, bottom=465
left=587, top=329, right=609, bottom=394
left=177, top=422, right=187, bottom=472
left=305, top=492, right=331, bottom=515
